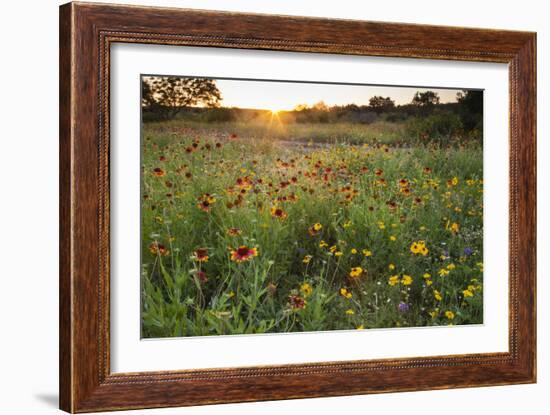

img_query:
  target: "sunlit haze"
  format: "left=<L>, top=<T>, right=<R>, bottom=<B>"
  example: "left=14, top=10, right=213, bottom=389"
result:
left=215, top=78, right=462, bottom=111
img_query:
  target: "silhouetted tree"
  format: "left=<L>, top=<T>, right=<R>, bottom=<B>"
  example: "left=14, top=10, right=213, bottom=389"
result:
left=293, top=103, right=310, bottom=112
left=368, top=96, right=395, bottom=114
left=456, top=90, right=483, bottom=131
left=312, top=101, right=329, bottom=111
left=141, top=79, right=155, bottom=108
left=456, top=90, right=483, bottom=114
left=411, top=91, right=440, bottom=107
left=143, top=76, right=222, bottom=120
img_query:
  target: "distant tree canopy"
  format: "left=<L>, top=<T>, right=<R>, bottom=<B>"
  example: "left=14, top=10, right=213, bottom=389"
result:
left=411, top=91, right=440, bottom=107
left=312, top=101, right=329, bottom=111
left=368, top=96, right=395, bottom=113
left=293, top=103, right=310, bottom=112
left=142, top=76, right=222, bottom=120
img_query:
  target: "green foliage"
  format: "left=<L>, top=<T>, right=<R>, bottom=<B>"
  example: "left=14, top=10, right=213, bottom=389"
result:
left=140, top=120, right=484, bottom=338
left=457, top=90, right=484, bottom=132
left=405, top=111, right=467, bottom=146
left=203, top=107, right=236, bottom=123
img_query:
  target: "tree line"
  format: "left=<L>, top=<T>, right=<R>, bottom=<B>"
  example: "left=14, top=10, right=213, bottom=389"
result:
left=141, top=76, right=483, bottom=134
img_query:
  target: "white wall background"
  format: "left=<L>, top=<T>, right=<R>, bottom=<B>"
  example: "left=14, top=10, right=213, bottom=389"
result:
left=0, top=1, right=546, bottom=414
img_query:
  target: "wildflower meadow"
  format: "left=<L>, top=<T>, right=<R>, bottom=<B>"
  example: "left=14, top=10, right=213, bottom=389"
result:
left=140, top=77, right=484, bottom=338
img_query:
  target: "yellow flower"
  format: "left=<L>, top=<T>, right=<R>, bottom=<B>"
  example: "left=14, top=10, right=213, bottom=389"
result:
left=351, top=248, right=358, bottom=254
left=423, top=273, right=431, bottom=279
left=345, top=309, right=355, bottom=315
left=410, top=240, right=429, bottom=256
left=450, top=222, right=460, bottom=234
left=389, top=235, right=397, bottom=241
left=402, top=275, right=413, bottom=285
left=307, top=222, right=323, bottom=236
left=302, top=255, right=312, bottom=264
left=388, top=275, right=400, bottom=286
left=452, top=177, right=459, bottom=186
left=356, top=325, right=365, bottom=330
left=429, top=310, right=438, bottom=318
left=377, top=221, right=386, bottom=230
left=343, top=221, right=352, bottom=228
left=463, top=289, right=474, bottom=298
left=319, top=240, right=328, bottom=248
left=388, top=263, right=395, bottom=271
left=300, top=282, right=313, bottom=297
left=227, top=291, right=235, bottom=298
left=426, top=280, right=433, bottom=286
left=340, top=288, right=352, bottom=299
left=434, top=290, right=442, bottom=301
left=446, top=263, right=456, bottom=270
left=335, top=251, right=343, bottom=257
left=362, top=249, right=372, bottom=257
left=329, top=245, right=337, bottom=253
left=438, top=268, right=450, bottom=277
left=445, top=310, right=455, bottom=320
left=349, top=267, right=364, bottom=278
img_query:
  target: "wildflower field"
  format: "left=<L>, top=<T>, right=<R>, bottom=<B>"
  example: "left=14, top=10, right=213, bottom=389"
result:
left=141, top=119, right=484, bottom=338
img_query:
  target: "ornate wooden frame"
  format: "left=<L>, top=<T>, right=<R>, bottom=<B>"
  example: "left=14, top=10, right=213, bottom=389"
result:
left=59, top=2, right=536, bottom=412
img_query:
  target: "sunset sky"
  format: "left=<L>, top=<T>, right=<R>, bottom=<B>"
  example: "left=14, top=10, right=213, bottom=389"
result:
left=214, top=78, right=464, bottom=111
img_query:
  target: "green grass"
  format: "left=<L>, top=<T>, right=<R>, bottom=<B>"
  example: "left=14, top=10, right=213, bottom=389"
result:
left=144, top=118, right=407, bottom=145
left=141, top=120, right=483, bottom=338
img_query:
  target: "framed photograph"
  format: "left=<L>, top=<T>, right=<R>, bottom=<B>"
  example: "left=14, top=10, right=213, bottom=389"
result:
left=59, top=2, right=536, bottom=412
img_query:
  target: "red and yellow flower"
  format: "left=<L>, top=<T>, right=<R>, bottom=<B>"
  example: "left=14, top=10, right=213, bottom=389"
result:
left=226, top=227, right=242, bottom=236
left=149, top=241, right=169, bottom=256
left=270, top=206, right=288, bottom=220
left=289, top=294, right=307, bottom=310
left=192, top=248, right=209, bottom=263
left=152, top=167, right=166, bottom=177
left=230, top=245, right=259, bottom=263
left=197, top=193, right=216, bottom=212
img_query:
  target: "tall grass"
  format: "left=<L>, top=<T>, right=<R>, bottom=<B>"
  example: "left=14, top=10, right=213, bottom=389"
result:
left=141, top=121, right=483, bottom=338
left=144, top=118, right=407, bottom=146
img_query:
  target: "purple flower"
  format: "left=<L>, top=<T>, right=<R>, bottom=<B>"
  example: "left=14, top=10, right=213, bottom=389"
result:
left=398, top=301, right=410, bottom=313
left=464, top=247, right=473, bottom=256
